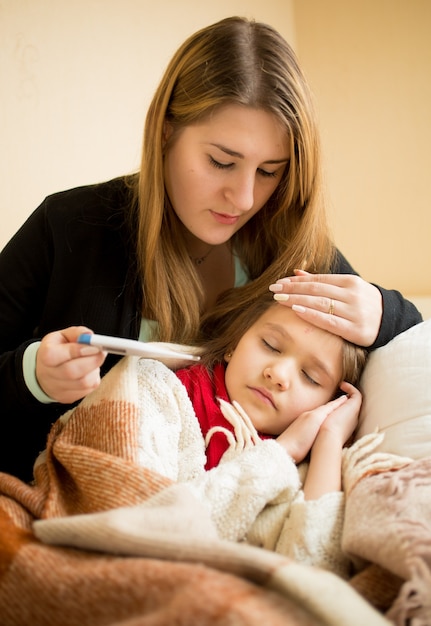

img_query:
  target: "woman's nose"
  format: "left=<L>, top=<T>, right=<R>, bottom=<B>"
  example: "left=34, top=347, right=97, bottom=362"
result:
left=224, top=173, right=255, bottom=213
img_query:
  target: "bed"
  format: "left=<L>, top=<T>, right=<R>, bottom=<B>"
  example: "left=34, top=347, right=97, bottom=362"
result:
left=0, top=298, right=430, bottom=626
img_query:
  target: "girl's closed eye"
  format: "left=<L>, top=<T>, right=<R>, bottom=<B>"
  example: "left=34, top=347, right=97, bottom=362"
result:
left=262, top=338, right=280, bottom=353
left=302, top=370, right=319, bottom=386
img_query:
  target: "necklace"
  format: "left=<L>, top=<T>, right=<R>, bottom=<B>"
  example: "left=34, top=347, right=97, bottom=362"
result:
left=189, top=246, right=214, bottom=265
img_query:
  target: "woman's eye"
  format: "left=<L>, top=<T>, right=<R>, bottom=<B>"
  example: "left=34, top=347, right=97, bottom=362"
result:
left=257, top=168, right=278, bottom=179
left=209, top=156, right=278, bottom=178
left=209, top=156, right=233, bottom=170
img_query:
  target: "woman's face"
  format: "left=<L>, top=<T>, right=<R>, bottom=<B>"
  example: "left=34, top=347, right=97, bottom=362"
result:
left=163, top=105, right=290, bottom=246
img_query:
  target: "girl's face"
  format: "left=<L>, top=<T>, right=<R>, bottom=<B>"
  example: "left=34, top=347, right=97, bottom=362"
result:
left=163, top=105, right=290, bottom=246
left=224, top=305, right=344, bottom=436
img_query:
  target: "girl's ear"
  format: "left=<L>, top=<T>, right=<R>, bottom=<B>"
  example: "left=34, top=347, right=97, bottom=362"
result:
left=224, top=350, right=233, bottom=363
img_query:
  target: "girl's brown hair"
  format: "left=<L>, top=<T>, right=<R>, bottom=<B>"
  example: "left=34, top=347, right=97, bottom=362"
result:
left=200, top=295, right=368, bottom=389
left=130, top=16, right=335, bottom=343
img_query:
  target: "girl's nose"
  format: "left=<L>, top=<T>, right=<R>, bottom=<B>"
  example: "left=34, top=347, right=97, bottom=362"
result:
left=263, top=362, right=291, bottom=390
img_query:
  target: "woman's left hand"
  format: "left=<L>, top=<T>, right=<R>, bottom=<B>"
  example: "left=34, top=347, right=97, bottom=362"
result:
left=269, top=270, right=382, bottom=347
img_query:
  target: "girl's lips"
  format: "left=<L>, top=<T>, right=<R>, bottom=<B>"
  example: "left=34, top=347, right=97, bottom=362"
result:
left=210, top=210, right=241, bottom=226
left=249, top=386, right=276, bottom=409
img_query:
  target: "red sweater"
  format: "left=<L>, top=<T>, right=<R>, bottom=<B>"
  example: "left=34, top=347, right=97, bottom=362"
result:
left=175, top=363, right=234, bottom=469
left=176, top=363, right=273, bottom=470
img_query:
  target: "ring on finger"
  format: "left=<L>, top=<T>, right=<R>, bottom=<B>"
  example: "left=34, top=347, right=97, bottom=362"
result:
left=328, top=299, right=335, bottom=315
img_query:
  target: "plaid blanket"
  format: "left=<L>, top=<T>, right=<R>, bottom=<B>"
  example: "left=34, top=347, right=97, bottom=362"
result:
left=0, top=355, right=427, bottom=625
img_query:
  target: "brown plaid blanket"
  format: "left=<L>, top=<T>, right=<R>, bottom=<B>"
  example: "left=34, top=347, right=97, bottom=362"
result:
left=0, top=356, right=428, bottom=625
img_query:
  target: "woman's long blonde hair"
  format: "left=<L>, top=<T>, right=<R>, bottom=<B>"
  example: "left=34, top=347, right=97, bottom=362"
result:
left=130, top=16, right=335, bottom=343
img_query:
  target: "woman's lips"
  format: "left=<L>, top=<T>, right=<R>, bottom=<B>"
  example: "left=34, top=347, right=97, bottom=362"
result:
left=210, top=210, right=241, bottom=226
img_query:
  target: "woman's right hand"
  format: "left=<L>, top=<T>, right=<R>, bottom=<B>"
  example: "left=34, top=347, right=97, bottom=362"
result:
left=36, top=326, right=107, bottom=404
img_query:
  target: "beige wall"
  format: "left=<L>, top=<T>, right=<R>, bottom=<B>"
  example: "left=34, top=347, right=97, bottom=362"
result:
left=293, top=0, right=431, bottom=298
left=0, top=0, right=294, bottom=249
left=2, top=0, right=430, bottom=303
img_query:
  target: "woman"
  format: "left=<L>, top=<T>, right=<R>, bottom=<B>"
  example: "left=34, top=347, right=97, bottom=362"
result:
left=0, top=16, right=421, bottom=481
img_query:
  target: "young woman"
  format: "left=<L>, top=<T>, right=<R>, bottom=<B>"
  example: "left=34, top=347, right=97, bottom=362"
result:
left=0, top=16, right=420, bottom=481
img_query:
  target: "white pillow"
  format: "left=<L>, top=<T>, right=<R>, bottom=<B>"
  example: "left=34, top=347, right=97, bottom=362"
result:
left=355, top=318, right=431, bottom=459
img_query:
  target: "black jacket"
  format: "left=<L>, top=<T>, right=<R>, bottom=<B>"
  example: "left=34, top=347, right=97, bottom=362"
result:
left=0, top=177, right=422, bottom=481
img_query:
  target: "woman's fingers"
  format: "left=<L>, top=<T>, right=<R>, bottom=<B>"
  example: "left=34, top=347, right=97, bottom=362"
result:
left=270, top=273, right=352, bottom=320
left=36, top=326, right=107, bottom=403
left=39, top=326, right=100, bottom=366
left=269, top=272, right=382, bottom=346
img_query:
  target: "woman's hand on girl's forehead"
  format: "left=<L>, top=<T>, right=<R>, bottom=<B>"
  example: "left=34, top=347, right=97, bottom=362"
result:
left=270, top=270, right=383, bottom=347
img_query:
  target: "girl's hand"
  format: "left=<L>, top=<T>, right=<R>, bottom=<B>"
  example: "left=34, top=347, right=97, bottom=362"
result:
left=36, top=326, right=107, bottom=404
left=317, top=382, right=362, bottom=446
left=303, top=382, right=362, bottom=500
left=269, top=270, right=382, bottom=347
left=276, top=394, right=349, bottom=464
